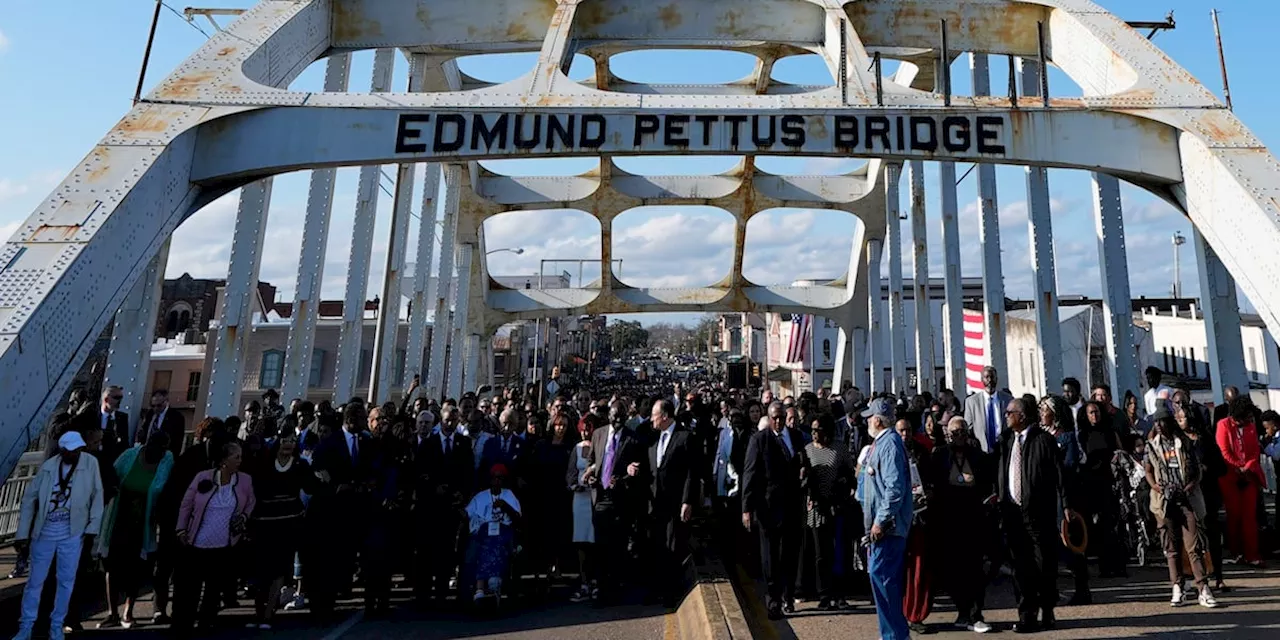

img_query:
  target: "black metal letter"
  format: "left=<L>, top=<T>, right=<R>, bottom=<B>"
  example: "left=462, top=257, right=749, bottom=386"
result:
left=942, top=116, right=971, bottom=152
left=780, top=115, right=806, bottom=148
left=395, top=114, right=431, bottom=153
left=664, top=115, right=691, bottom=147
left=634, top=115, right=661, bottom=146
left=976, top=116, right=1006, bottom=154
left=432, top=114, right=466, bottom=153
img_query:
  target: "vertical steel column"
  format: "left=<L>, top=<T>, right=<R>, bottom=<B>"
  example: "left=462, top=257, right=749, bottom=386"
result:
left=333, top=48, right=395, bottom=403
left=970, top=53, right=1008, bottom=378
left=403, top=165, right=441, bottom=389
left=485, top=340, right=496, bottom=388
left=205, top=179, right=273, bottom=420
left=833, top=327, right=851, bottom=388
left=425, top=164, right=461, bottom=401
left=463, top=334, right=481, bottom=396
left=446, top=244, right=475, bottom=399
left=105, top=239, right=170, bottom=439
left=866, top=238, right=885, bottom=394
left=1092, top=173, right=1139, bottom=398
left=884, top=164, right=907, bottom=395
left=908, top=161, right=935, bottom=393
left=370, top=53, right=432, bottom=405
left=1019, top=58, right=1063, bottom=394
left=1193, top=228, right=1249, bottom=401
left=280, top=54, right=351, bottom=404
left=853, top=327, right=869, bottom=392
left=938, top=161, right=965, bottom=391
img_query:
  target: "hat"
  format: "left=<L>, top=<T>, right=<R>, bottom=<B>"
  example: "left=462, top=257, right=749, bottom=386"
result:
left=1150, top=407, right=1173, bottom=423
left=1061, top=510, right=1088, bottom=555
left=58, top=431, right=86, bottom=452
left=861, top=397, right=895, bottom=421
left=489, top=463, right=509, bottom=478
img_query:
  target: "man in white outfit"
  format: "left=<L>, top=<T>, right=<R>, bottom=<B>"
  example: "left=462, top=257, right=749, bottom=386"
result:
left=963, top=367, right=1014, bottom=454
left=13, top=431, right=104, bottom=640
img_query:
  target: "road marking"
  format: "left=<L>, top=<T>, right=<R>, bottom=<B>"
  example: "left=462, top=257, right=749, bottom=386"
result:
left=318, top=610, right=365, bottom=640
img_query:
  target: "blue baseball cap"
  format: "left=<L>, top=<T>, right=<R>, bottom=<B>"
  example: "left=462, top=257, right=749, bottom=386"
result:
left=861, top=397, right=895, bottom=421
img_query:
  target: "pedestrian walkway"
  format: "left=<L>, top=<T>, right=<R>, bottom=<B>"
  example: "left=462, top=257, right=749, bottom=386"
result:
left=742, top=563, right=1280, bottom=640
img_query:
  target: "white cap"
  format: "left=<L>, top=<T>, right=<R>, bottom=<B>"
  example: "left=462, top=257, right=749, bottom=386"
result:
left=58, top=431, right=86, bottom=452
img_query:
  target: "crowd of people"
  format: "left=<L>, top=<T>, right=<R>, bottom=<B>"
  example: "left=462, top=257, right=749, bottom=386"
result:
left=6, top=362, right=1278, bottom=639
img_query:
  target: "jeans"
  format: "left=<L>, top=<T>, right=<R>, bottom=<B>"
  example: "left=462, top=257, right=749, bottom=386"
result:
left=18, top=534, right=83, bottom=635
left=868, top=534, right=909, bottom=640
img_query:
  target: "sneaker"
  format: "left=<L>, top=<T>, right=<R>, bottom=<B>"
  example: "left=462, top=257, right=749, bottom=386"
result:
left=954, top=617, right=971, bottom=629
left=1171, top=584, right=1187, bottom=607
left=284, top=594, right=305, bottom=610
left=473, top=589, right=486, bottom=602
left=246, top=623, right=260, bottom=629
left=152, top=612, right=171, bottom=625
left=569, top=586, right=591, bottom=603
left=259, top=623, right=273, bottom=630
left=96, top=617, right=121, bottom=630
left=1199, top=587, right=1218, bottom=608
left=968, top=620, right=992, bottom=634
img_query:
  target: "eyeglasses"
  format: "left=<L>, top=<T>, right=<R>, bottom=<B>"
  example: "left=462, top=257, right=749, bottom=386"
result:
left=109, top=396, right=123, bottom=401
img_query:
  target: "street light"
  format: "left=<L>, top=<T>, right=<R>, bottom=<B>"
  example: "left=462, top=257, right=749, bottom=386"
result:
left=487, top=247, right=525, bottom=256
left=1172, top=232, right=1186, bottom=298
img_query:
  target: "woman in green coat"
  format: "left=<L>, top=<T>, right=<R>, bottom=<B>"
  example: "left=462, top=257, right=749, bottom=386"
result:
left=94, top=434, right=174, bottom=628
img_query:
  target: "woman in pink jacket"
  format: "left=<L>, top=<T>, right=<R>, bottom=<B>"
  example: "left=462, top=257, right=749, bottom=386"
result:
left=1215, top=398, right=1265, bottom=566
left=172, top=442, right=255, bottom=633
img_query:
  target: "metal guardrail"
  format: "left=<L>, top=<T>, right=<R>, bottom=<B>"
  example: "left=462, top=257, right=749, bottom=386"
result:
left=0, top=452, right=44, bottom=542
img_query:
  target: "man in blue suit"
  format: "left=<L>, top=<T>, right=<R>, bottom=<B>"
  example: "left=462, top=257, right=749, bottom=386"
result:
left=857, top=397, right=913, bottom=640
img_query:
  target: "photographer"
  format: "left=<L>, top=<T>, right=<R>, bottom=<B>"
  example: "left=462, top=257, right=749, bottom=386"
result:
left=1144, top=409, right=1217, bottom=608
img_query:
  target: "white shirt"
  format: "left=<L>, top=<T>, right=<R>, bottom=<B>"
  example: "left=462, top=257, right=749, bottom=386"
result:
left=466, top=488, right=522, bottom=534
left=41, top=463, right=76, bottom=542
left=1008, top=431, right=1026, bottom=504
left=1144, top=385, right=1173, bottom=416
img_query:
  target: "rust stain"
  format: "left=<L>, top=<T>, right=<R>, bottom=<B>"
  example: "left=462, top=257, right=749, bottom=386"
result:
left=216, top=46, right=237, bottom=57
left=658, top=4, right=683, bottom=30
left=85, top=147, right=111, bottom=183
left=506, top=21, right=533, bottom=41
left=156, top=70, right=216, bottom=99
left=415, top=5, right=430, bottom=26
left=33, top=225, right=81, bottom=241
left=331, top=0, right=384, bottom=42
left=219, top=84, right=243, bottom=94
left=575, top=1, right=610, bottom=30
left=115, top=110, right=170, bottom=135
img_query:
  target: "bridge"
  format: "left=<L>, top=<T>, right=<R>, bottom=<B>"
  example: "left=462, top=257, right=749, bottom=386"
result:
left=2, top=1, right=1280, bottom=637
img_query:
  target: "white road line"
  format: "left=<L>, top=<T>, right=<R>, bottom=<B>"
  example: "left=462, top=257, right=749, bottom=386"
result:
left=318, top=610, right=365, bottom=640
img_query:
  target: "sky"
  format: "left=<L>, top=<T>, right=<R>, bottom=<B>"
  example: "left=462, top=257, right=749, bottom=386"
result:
left=1, top=1, right=1276, bottom=328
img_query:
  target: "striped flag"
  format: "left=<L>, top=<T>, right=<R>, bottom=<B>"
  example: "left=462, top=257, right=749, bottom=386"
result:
left=785, top=314, right=810, bottom=363
left=963, top=309, right=985, bottom=392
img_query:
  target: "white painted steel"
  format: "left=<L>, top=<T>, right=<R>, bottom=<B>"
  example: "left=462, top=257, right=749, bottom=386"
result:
left=884, top=164, right=907, bottom=395
left=403, top=165, right=441, bottom=391
left=937, top=161, right=965, bottom=392
left=425, top=165, right=461, bottom=401
left=281, top=53, right=351, bottom=404
left=865, top=239, right=885, bottom=394
left=446, top=244, right=474, bottom=400
left=1091, top=172, right=1140, bottom=399
left=908, top=160, right=934, bottom=394
left=1020, top=58, right=1064, bottom=394
left=333, top=48, right=395, bottom=404
left=104, top=239, right=170, bottom=438
left=2, top=0, right=1279, bottom=482
left=205, top=178, right=273, bottom=420
left=1193, top=228, right=1250, bottom=402
left=971, top=53, right=1008, bottom=382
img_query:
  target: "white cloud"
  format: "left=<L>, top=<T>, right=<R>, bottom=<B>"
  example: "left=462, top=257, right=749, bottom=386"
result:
left=0, top=28, right=10, bottom=54
left=0, top=178, right=28, bottom=203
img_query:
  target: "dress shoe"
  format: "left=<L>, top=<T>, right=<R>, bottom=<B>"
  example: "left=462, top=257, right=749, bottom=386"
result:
left=909, top=621, right=931, bottom=634
left=766, top=605, right=785, bottom=620
left=782, top=601, right=796, bottom=614
left=1041, top=611, right=1056, bottom=630
left=1012, top=621, right=1040, bottom=634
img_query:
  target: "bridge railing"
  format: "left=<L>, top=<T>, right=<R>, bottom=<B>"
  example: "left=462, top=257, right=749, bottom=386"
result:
left=0, top=452, right=44, bottom=542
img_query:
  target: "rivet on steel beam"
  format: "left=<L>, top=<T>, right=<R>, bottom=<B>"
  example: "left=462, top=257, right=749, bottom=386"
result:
left=1037, top=21, right=1051, bottom=107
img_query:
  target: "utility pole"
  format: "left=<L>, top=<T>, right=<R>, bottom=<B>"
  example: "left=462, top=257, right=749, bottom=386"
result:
left=1172, top=232, right=1187, bottom=297
left=1212, top=9, right=1233, bottom=110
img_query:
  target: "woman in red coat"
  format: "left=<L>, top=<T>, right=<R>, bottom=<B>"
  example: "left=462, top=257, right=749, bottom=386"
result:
left=1215, top=398, right=1266, bottom=566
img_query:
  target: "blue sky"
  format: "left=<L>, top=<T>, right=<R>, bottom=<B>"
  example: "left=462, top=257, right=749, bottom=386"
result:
left=0, top=1, right=1275, bottom=327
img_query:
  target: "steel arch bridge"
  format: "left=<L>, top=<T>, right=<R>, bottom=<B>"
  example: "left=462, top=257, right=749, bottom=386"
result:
left=0, top=0, right=1275, bottom=479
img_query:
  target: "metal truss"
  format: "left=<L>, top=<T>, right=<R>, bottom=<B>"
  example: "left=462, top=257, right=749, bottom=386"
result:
left=2, top=0, right=1279, bottom=480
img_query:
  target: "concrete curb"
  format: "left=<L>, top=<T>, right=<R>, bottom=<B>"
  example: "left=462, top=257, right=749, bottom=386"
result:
left=675, top=543, right=753, bottom=640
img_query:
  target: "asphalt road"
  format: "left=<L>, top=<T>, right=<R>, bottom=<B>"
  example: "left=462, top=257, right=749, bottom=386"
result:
left=741, top=562, right=1280, bottom=640
left=0, top=583, right=670, bottom=640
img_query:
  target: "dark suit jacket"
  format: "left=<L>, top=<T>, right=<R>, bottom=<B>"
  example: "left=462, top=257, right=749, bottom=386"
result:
left=647, top=428, right=699, bottom=516
left=587, top=425, right=647, bottom=504
left=136, top=408, right=185, bottom=457
left=741, top=427, right=807, bottom=530
left=311, top=429, right=374, bottom=492
left=479, top=433, right=525, bottom=481
left=997, top=426, right=1065, bottom=528
left=417, top=431, right=474, bottom=511
left=101, top=410, right=130, bottom=457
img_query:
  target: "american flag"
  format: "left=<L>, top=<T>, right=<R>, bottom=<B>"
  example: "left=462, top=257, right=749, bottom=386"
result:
left=963, top=309, right=986, bottom=392
left=785, top=314, right=810, bottom=363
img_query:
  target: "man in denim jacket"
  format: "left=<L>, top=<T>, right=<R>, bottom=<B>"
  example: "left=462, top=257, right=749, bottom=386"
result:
left=857, top=397, right=913, bottom=640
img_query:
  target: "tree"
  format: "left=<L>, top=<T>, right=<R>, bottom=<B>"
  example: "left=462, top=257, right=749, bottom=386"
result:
left=609, top=319, right=649, bottom=355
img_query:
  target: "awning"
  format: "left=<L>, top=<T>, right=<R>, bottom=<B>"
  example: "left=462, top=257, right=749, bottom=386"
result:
left=767, top=367, right=791, bottom=382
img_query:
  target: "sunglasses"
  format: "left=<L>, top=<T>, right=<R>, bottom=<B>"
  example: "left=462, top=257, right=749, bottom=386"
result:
left=109, top=396, right=124, bottom=401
